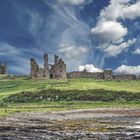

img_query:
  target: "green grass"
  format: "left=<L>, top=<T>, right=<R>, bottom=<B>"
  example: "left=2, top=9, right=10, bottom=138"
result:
left=0, top=78, right=140, bottom=98
left=4, top=89, right=140, bottom=103
left=0, top=101, right=140, bottom=116
left=0, top=77, right=140, bottom=116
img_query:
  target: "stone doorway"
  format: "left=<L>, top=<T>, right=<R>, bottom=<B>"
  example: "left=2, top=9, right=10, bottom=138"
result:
left=50, top=74, right=53, bottom=79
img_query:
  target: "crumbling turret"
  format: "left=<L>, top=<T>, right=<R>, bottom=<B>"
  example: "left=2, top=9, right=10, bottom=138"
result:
left=0, top=62, right=7, bottom=75
left=30, top=53, right=67, bottom=79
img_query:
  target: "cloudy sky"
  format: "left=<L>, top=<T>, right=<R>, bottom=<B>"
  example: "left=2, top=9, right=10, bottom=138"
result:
left=0, top=0, right=140, bottom=74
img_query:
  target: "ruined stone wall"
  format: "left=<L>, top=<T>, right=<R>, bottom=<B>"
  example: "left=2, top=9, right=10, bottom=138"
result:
left=30, top=53, right=140, bottom=81
left=67, top=70, right=140, bottom=81
left=30, top=53, right=66, bottom=79
left=30, top=58, right=39, bottom=79
left=136, top=75, right=140, bottom=80
left=44, top=53, right=49, bottom=79
left=103, top=70, right=113, bottom=80
left=50, top=58, right=67, bottom=79
left=68, top=72, right=140, bottom=81
left=0, top=63, right=6, bottom=75
left=67, top=71, right=104, bottom=79
left=37, top=68, right=45, bottom=78
left=113, top=74, right=136, bottom=80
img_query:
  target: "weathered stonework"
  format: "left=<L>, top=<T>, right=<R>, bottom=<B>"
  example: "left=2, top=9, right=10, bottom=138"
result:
left=113, top=74, right=136, bottom=80
left=0, top=63, right=7, bottom=75
left=137, top=75, right=140, bottom=80
left=67, top=70, right=139, bottom=80
left=67, top=71, right=104, bottom=79
left=30, top=53, right=66, bottom=79
left=67, top=70, right=113, bottom=80
left=30, top=54, right=139, bottom=81
left=103, top=70, right=113, bottom=80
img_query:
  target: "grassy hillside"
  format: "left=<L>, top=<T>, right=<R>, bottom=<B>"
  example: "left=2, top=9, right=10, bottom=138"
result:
left=0, top=78, right=140, bottom=99
left=5, top=89, right=140, bottom=103
left=0, top=77, right=140, bottom=116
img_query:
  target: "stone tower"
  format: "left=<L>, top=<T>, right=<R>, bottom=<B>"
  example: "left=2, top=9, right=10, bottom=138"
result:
left=54, top=55, right=59, bottom=64
left=30, top=58, right=39, bottom=79
left=30, top=53, right=67, bottom=79
left=0, top=63, right=7, bottom=75
left=44, top=53, right=49, bottom=78
left=49, top=56, right=67, bottom=79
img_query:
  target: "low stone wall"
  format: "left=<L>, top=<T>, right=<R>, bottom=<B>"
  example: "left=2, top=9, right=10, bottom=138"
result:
left=67, top=71, right=104, bottom=79
left=67, top=71, right=140, bottom=81
left=136, top=75, right=140, bottom=80
left=113, top=74, right=136, bottom=80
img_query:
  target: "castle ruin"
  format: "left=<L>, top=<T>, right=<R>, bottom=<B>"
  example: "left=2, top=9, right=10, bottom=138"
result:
left=0, top=63, right=7, bottom=75
left=67, top=70, right=113, bottom=80
left=30, top=53, right=140, bottom=81
left=30, top=53, right=67, bottom=79
left=67, top=69, right=139, bottom=80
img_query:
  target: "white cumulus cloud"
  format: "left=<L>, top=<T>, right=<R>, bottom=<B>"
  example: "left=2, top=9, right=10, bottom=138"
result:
left=122, top=1, right=140, bottom=20
left=115, top=65, right=140, bottom=75
left=79, top=64, right=103, bottom=72
left=133, top=48, right=140, bottom=55
left=100, top=0, right=123, bottom=21
left=91, top=0, right=139, bottom=58
left=91, top=20, right=127, bottom=42
left=100, top=0, right=140, bottom=21
left=104, top=38, right=136, bottom=57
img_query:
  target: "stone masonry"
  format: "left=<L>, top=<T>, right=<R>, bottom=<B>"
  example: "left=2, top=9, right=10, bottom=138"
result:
left=67, top=69, right=139, bottom=80
left=30, top=53, right=66, bottom=79
left=30, top=53, right=139, bottom=81
left=0, top=63, right=6, bottom=75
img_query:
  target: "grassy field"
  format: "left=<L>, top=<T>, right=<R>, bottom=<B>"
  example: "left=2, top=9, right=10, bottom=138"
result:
left=0, top=77, right=140, bottom=116
left=0, top=78, right=140, bottom=97
left=0, top=101, right=140, bottom=116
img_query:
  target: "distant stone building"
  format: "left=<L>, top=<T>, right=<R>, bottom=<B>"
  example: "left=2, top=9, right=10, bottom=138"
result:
left=67, top=70, right=113, bottom=80
left=113, top=74, right=136, bottom=80
left=0, top=63, right=7, bottom=75
left=30, top=54, right=140, bottom=81
left=67, top=71, right=104, bottom=79
left=67, top=69, right=139, bottom=80
left=30, top=53, right=66, bottom=79
left=137, top=75, right=140, bottom=80
left=103, top=70, right=113, bottom=80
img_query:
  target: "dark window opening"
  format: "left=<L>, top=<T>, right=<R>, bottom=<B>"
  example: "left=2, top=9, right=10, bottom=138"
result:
left=50, top=74, right=53, bottom=79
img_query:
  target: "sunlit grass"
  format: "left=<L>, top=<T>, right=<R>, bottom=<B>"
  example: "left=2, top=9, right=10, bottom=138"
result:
left=0, top=77, right=140, bottom=116
left=0, top=78, right=140, bottom=99
left=0, top=101, right=140, bottom=116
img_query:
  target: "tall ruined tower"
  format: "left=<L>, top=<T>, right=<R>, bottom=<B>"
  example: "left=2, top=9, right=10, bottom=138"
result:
left=30, top=53, right=67, bottom=79
left=49, top=55, right=67, bottom=79
left=54, top=55, right=59, bottom=64
left=44, top=53, right=49, bottom=78
left=30, top=58, right=39, bottom=79
left=0, top=63, right=7, bottom=75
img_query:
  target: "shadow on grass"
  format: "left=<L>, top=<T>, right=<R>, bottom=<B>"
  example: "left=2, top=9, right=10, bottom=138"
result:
left=3, top=89, right=140, bottom=103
